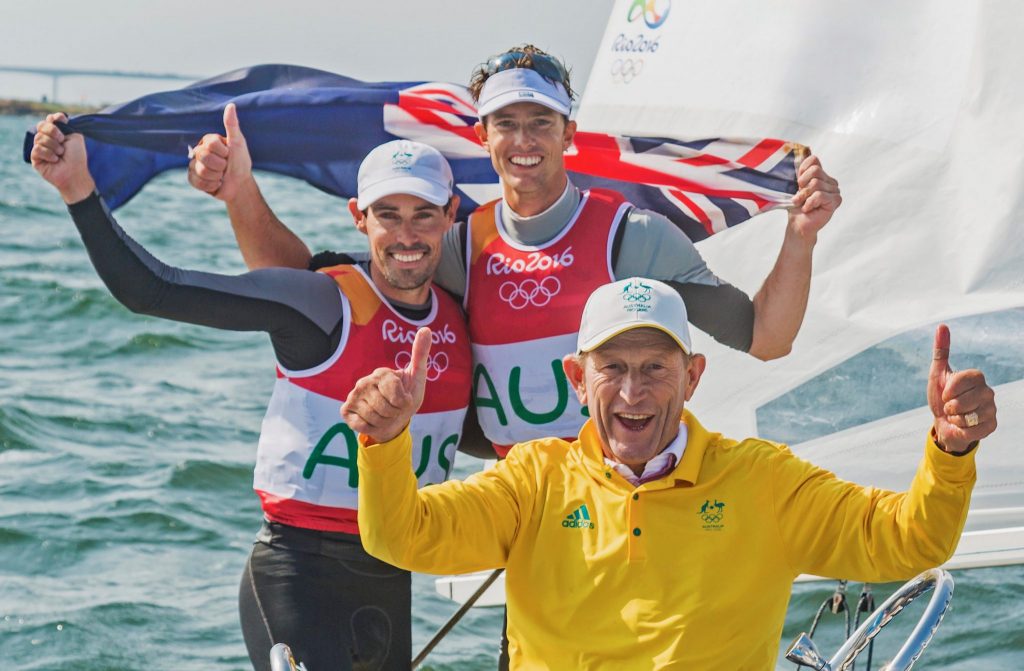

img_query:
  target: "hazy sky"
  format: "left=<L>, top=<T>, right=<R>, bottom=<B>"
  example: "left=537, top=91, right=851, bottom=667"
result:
left=0, top=0, right=616, bottom=104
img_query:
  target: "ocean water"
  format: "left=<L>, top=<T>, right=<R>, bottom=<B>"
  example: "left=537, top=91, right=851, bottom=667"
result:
left=1, top=115, right=1021, bottom=670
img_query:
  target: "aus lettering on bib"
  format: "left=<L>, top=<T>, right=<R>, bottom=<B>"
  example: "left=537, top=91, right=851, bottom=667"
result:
left=302, top=411, right=463, bottom=490
left=470, top=335, right=591, bottom=445
left=255, top=387, right=464, bottom=531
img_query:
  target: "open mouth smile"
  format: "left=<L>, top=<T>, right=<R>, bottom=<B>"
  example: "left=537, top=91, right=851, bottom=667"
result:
left=390, top=250, right=427, bottom=263
left=615, top=412, right=654, bottom=432
left=509, top=155, right=542, bottom=167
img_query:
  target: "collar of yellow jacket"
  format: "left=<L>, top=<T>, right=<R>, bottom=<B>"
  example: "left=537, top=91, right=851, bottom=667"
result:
left=573, top=409, right=713, bottom=487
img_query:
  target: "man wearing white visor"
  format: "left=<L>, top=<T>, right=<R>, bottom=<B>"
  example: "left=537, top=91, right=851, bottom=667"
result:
left=32, top=118, right=474, bottom=670
left=456, top=46, right=840, bottom=458
left=345, top=277, right=997, bottom=670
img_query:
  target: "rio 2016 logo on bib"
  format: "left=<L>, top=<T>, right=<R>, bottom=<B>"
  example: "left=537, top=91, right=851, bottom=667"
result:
left=485, top=247, right=575, bottom=276
left=382, top=319, right=457, bottom=345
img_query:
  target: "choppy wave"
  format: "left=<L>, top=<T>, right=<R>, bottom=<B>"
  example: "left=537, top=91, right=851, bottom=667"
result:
left=77, top=510, right=223, bottom=544
left=108, top=332, right=206, bottom=356
left=0, top=406, right=41, bottom=452
left=0, top=522, right=105, bottom=574
left=0, top=198, right=63, bottom=216
left=1, top=601, right=247, bottom=671
left=0, top=281, right=126, bottom=325
left=167, top=459, right=251, bottom=491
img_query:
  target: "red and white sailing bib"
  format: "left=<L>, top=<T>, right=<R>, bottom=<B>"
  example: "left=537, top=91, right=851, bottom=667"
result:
left=254, top=265, right=471, bottom=533
left=465, top=189, right=629, bottom=450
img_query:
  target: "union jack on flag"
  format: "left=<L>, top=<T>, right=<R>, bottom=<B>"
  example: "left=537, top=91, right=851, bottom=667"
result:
left=23, top=64, right=802, bottom=243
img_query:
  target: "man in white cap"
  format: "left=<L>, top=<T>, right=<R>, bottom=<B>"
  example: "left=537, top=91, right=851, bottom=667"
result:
left=343, top=277, right=997, bottom=670
left=188, top=45, right=842, bottom=461
left=31, top=113, right=474, bottom=670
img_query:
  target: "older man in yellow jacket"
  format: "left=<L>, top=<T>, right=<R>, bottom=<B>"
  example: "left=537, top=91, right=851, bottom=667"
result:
left=342, top=278, right=997, bottom=670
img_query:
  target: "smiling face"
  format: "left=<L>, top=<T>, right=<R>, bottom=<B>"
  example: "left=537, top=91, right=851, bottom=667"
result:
left=349, top=193, right=458, bottom=304
left=563, top=328, right=706, bottom=474
left=474, top=102, right=577, bottom=216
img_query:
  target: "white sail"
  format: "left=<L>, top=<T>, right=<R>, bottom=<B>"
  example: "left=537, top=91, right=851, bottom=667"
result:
left=575, top=0, right=1024, bottom=566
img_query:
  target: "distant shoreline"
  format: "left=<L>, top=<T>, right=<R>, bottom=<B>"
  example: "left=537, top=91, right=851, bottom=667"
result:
left=0, top=98, right=99, bottom=116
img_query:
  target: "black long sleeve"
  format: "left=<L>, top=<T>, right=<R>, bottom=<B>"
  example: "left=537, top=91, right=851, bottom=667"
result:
left=66, top=193, right=344, bottom=371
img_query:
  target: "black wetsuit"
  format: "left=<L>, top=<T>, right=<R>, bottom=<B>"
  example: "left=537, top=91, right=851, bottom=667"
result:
left=67, top=193, right=435, bottom=671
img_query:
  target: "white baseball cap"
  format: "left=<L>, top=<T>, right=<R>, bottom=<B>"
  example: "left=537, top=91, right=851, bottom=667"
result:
left=577, top=278, right=692, bottom=354
left=476, top=68, right=572, bottom=117
left=356, top=140, right=454, bottom=210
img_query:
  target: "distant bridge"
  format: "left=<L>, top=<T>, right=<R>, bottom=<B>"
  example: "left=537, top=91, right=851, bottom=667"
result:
left=0, top=65, right=205, bottom=103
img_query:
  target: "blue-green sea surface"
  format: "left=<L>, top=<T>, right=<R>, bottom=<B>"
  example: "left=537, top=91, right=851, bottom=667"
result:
left=2, top=116, right=1021, bottom=670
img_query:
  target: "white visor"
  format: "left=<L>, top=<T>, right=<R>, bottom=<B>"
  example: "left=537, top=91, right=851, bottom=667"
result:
left=477, top=68, right=572, bottom=117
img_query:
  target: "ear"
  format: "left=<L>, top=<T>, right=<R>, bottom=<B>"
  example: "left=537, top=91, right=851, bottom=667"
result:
left=562, top=354, right=587, bottom=405
left=562, top=119, right=577, bottom=151
left=349, top=198, right=368, bottom=235
left=683, top=354, right=706, bottom=401
left=474, top=121, right=490, bottom=153
left=445, top=195, right=461, bottom=226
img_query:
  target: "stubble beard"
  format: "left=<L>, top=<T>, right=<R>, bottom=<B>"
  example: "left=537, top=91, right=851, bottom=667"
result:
left=378, top=250, right=439, bottom=293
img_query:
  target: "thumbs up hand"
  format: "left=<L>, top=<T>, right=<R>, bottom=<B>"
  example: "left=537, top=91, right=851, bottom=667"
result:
left=341, top=327, right=433, bottom=444
left=187, top=103, right=254, bottom=202
left=927, top=324, right=997, bottom=454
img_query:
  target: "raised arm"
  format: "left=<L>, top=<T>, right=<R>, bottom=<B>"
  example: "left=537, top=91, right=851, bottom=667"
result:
left=188, top=104, right=314, bottom=270
left=778, top=325, right=996, bottom=581
left=747, top=154, right=841, bottom=359
left=615, top=154, right=838, bottom=359
left=31, top=113, right=344, bottom=371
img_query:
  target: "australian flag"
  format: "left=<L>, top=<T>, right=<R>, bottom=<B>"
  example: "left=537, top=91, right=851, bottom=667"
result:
left=22, top=64, right=803, bottom=243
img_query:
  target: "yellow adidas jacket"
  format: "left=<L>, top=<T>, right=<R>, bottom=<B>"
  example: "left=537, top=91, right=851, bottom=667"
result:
left=357, top=410, right=975, bottom=670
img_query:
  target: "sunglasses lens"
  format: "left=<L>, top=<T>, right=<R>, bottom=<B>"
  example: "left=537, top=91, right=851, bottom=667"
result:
left=486, top=51, right=567, bottom=86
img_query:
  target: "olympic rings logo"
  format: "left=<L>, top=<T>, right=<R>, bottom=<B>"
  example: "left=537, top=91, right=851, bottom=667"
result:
left=621, top=279, right=653, bottom=303
left=698, top=499, right=725, bottom=525
left=610, top=58, right=644, bottom=84
left=391, top=149, right=414, bottom=168
left=394, top=350, right=450, bottom=382
left=498, top=277, right=562, bottom=310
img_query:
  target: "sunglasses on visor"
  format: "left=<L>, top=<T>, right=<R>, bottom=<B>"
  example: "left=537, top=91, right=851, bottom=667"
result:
left=484, top=51, right=569, bottom=88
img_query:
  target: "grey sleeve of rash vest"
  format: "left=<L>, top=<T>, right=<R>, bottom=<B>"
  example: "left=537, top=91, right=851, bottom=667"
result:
left=614, top=208, right=755, bottom=353
left=66, top=193, right=345, bottom=370
left=432, top=222, right=468, bottom=298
